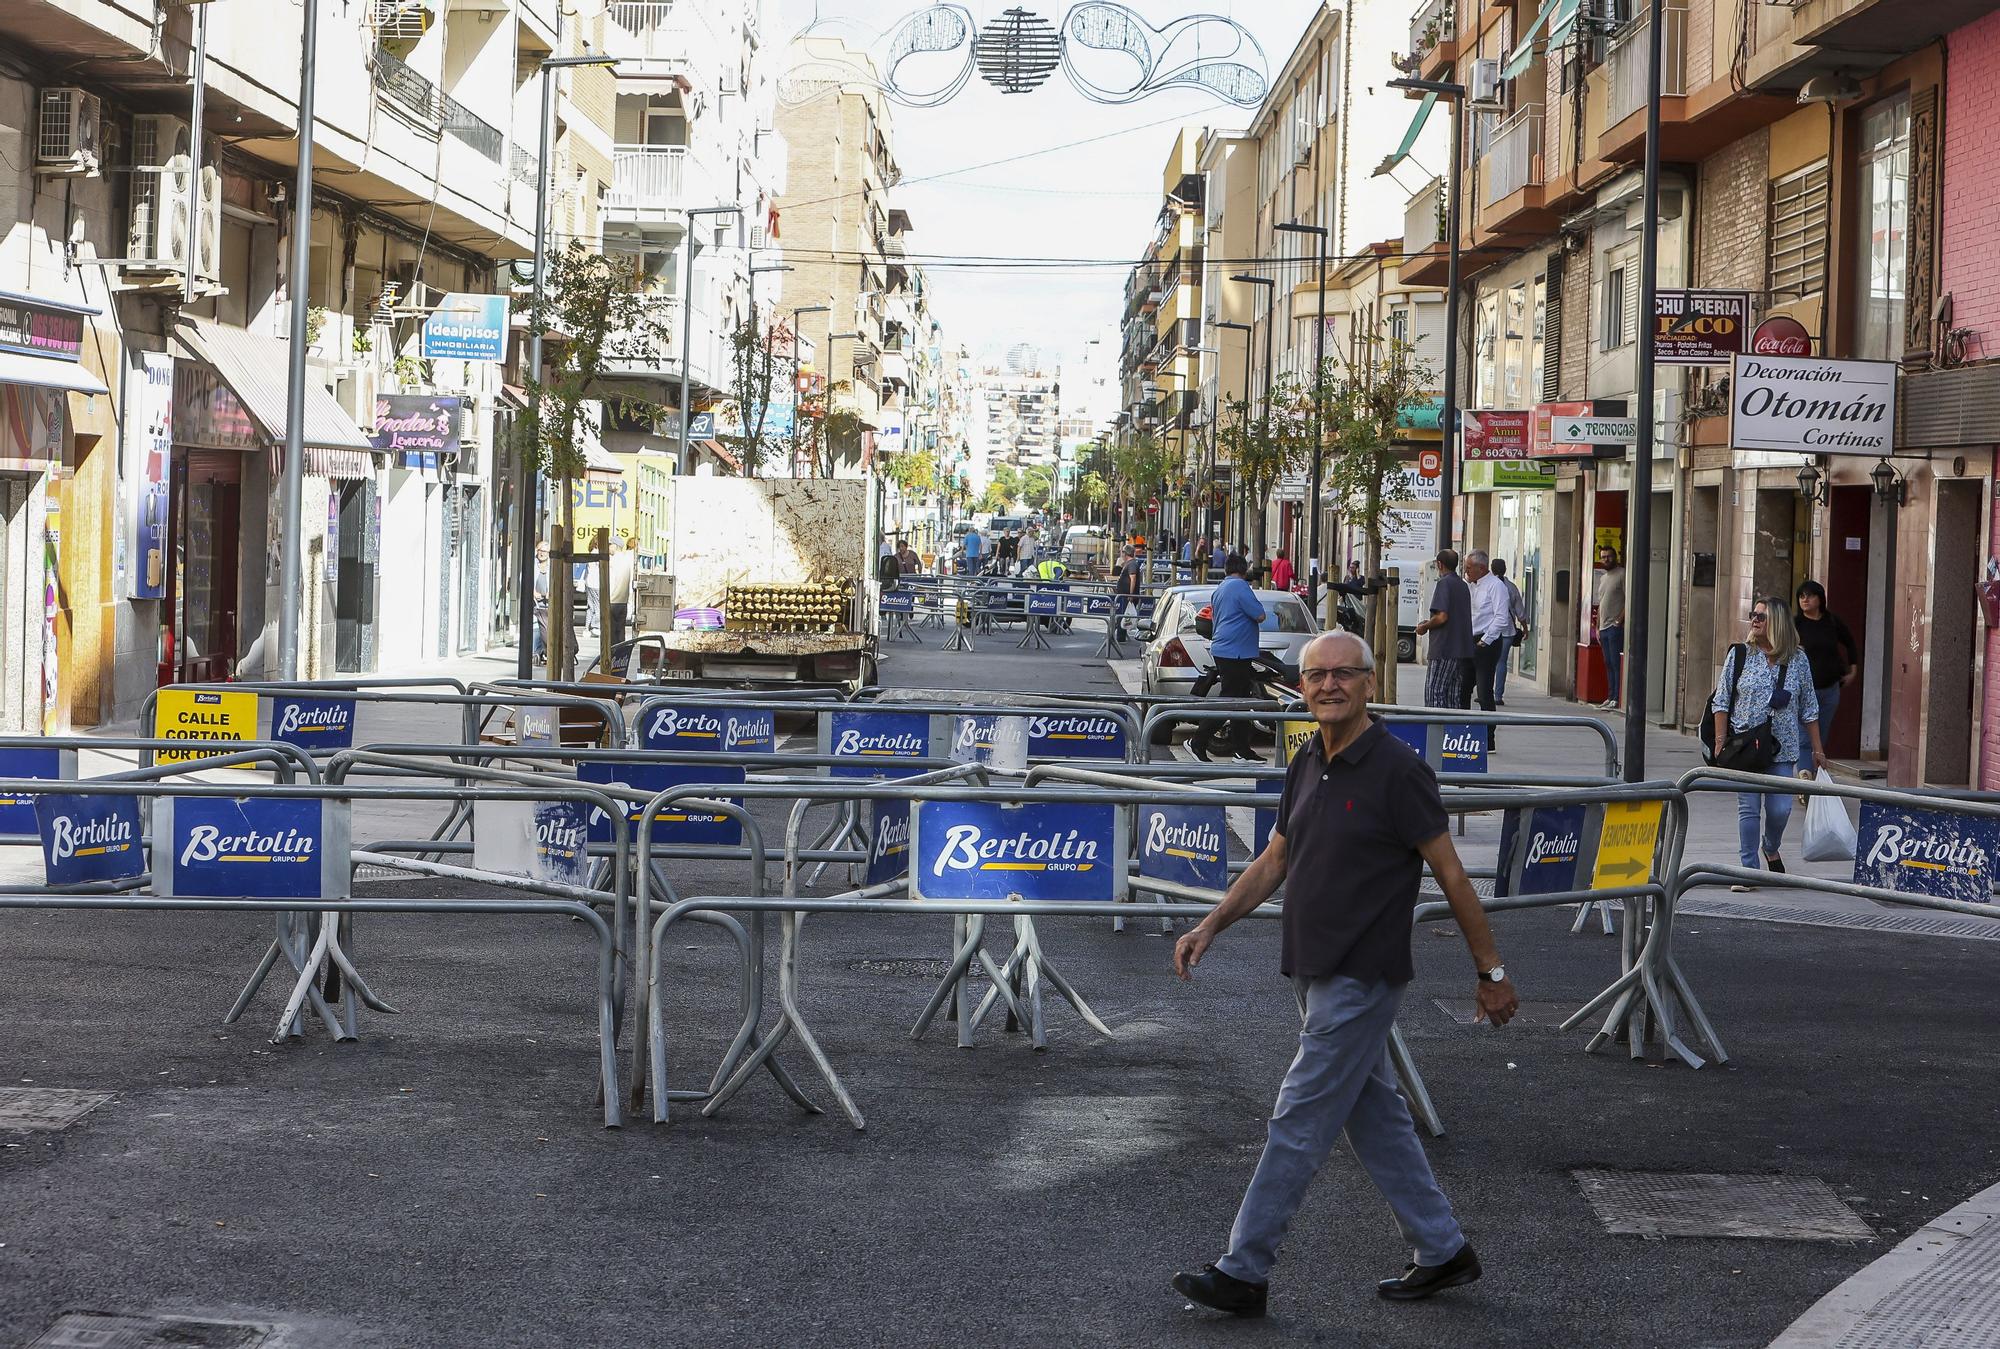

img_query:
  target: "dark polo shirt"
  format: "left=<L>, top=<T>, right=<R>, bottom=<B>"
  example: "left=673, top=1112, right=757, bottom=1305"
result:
left=1274, top=718, right=1450, bottom=984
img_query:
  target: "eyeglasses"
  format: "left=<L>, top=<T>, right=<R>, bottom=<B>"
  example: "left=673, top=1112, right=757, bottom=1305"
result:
left=1747, top=612, right=1768, bottom=623
left=1301, top=666, right=1370, bottom=686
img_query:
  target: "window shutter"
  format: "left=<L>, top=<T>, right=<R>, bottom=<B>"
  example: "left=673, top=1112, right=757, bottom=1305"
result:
left=1622, top=260, right=1642, bottom=351
left=1543, top=250, right=1564, bottom=400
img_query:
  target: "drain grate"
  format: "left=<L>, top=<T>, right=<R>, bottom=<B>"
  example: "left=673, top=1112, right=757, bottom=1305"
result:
left=31, top=1312, right=276, bottom=1348
left=0, top=1087, right=112, bottom=1132
left=848, top=957, right=988, bottom=980
left=1827, top=1216, right=2000, bottom=1349
left=1680, top=897, right=2000, bottom=942
left=1574, top=1170, right=1873, bottom=1242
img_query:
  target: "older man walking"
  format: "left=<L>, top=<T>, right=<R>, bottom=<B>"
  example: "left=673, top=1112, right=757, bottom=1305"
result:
left=1414, top=549, right=1474, bottom=710
left=1170, top=631, right=1518, bottom=1317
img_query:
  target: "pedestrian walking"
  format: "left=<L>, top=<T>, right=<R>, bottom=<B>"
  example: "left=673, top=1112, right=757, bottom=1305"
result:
left=961, top=528, right=985, bottom=576
left=1491, top=559, right=1526, bottom=706
left=1594, top=546, right=1626, bottom=709
left=1270, top=548, right=1294, bottom=594
left=1414, top=549, right=1474, bottom=709
left=605, top=535, right=638, bottom=650
left=1710, top=598, right=1827, bottom=890
left=877, top=537, right=902, bottom=588
left=1181, top=536, right=1195, bottom=569
left=1466, top=551, right=1509, bottom=739
left=1190, top=554, right=1266, bottom=763
left=1171, top=630, right=1517, bottom=1318
left=532, top=539, right=551, bottom=663
left=1793, top=579, right=1859, bottom=746
left=898, top=540, right=923, bottom=575
left=997, top=530, right=1018, bottom=571
left=1113, top=544, right=1144, bottom=641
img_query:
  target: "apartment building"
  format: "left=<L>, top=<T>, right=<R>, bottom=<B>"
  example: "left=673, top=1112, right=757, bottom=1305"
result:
left=1400, top=0, right=1998, bottom=786
left=970, top=363, right=1062, bottom=478
left=0, top=0, right=591, bottom=724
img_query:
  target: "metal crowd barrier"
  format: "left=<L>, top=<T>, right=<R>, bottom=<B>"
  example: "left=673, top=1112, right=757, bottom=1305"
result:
left=1138, top=702, right=1620, bottom=778
left=0, top=777, right=628, bottom=1126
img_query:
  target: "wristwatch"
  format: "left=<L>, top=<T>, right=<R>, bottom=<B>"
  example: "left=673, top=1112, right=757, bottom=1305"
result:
left=1478, top=965, right=1506, bottom=983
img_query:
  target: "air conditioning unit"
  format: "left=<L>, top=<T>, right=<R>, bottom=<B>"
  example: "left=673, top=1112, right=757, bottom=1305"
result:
left=455, top=401, right=485, bottom=447
left=126, top=114, right=221, bottom=281
left=36, top=88, right=102, bottom=176
left=372, top=0, right=434, bottom=40
left=1293, top=136, right=1312, bottom=168
left=718, top=66, right=742, bottom=96
left=335, top=366, right=380, bottom=431
left=749, top=225, right=770, bottom=250
left=1469, top=58, right=1503, bottom=107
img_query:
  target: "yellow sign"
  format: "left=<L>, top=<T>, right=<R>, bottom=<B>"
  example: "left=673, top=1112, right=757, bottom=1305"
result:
left=1279, top=718, right=1318, bottom=764
left=567, top=474, right=636, bottom=555
left=153, top=689, right=258, bottom=764
left=1592, top=799, right=1664, bottom=890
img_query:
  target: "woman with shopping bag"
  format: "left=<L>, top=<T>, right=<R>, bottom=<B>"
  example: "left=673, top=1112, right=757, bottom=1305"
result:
left=1708, top=599, right=1828, bottom=889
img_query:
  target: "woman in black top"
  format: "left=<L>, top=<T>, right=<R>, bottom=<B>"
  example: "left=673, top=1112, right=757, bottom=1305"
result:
left=1793, top=580, right=1860, bottom=741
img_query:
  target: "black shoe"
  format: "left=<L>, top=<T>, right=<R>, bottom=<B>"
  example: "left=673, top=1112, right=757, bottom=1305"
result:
left=1377, top=1244, right=1481, bottom=1301
left=1172, top=1263, right=1267, bottom=1317
left=1764, top=853, right=1786, bottom=874
left=1188, top=740, right=1214, bottom=763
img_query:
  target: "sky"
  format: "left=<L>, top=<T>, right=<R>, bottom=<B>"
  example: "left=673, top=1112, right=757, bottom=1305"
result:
left=772, top=0, right=1331, bottom=380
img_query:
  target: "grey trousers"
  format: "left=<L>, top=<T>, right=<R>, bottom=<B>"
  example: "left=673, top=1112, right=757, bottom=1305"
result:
left=1217, top=975, right=1466, bottom=1283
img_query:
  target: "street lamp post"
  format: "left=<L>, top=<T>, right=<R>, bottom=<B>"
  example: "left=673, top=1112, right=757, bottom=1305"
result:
left=276, top=0, right=321, bottom=678
left=1275, top=221, right=1329, bottom=610
left=1388, top=76, right=1468, bottom=557
left=788, top=304, right=830, bottom=476
left=812, top=331, right=862, bottom=476
left=681, top=205, right=743, bottom=475
left=1230, top=272, right=1276, bottom=555
left=515, top=49, right=620, bottom=680
left=1215, top=319, right=1253, bottom=547
left=1622, top=0, right=1667, bottom=781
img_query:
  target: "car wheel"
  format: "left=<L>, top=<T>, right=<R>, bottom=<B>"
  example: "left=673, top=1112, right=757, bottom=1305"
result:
left=1397, top=633, right=1417, bottom=663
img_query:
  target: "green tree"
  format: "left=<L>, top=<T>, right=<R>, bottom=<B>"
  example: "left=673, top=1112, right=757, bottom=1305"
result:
left=518, top=241, right=674, bottom=679
left=881, top=444, right=940, bottom=497
left=724, top=316, right=791, bottom=476
left=1321, top=327, right=1439, bottom=635
left=797, top=379, right=864, bottom=478
left=1019, top=464, right=1055, bottom=511
left=1217, top=393, right=1305, bottom=559
left=1076, top=469, right=1109, bottom=523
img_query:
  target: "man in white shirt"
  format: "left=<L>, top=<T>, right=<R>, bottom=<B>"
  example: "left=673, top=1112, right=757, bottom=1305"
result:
left=1466, top=551, right=1510, bottom=738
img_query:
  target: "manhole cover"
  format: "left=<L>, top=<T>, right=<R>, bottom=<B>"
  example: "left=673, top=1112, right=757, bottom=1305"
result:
left=1573, top=1170, right=1873, bottom=1241
left=848, top=957, right=988, bottom=980
left=0, top=1088, right=112, bottom=1131
left=31, top=1312, right=276, bottom=1348
left=1431, top=998, right=1579, bottom=1028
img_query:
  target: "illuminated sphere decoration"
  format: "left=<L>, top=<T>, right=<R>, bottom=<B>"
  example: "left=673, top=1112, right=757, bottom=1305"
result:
left=976, top=8, right=1063, bottom=95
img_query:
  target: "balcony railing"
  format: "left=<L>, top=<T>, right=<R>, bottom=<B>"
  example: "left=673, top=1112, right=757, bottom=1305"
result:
left=374, top=47, right=439, bottom=128
left=511, top=143, right=540, bottom=188
left=608, top=145, right=687, bottom=209
left=1606, top=1, right=1688, bottom=127
left=1404, top=175, right=1445, bottom=253
left=440, top=90, right=503, bottom=165
left=1482, top=107, right=1542, bottom=207
left=605, top=293, right=686, bottom=372
left=1409, top=0, right=1455, bottom=58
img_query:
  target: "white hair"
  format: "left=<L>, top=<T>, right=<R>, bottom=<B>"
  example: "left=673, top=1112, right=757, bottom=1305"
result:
left=1302, top=631, right=1375, bottom=671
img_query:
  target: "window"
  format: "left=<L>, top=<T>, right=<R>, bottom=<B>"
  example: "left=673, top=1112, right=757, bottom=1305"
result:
left=1768, top=159, right=1830, bottom=300
left=1851, top=95, right=1910, bottom=362
left=1530, top=276, right=1547, bottom=394
left=1503, top=281, right=1529, bottom=405
left=1474, top=291, right=1500, bottom=406
left=1602, top=265, right=1628, bottom=349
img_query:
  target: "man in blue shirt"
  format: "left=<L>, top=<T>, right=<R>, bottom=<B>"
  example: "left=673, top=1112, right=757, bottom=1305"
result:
left=960, top=528, right=984, bottom=575
left=1192, top=554, right=1267, bottom=762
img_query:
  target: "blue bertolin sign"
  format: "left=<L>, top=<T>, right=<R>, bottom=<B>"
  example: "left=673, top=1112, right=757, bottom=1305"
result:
left=1254, top=775, right=1282, bottom=853
left=267, top=696, right=356, bottom=750
left=1385, top=722, right=1488, bottom=774
left=821, top=710, right=937, bottom=779
left=1495, top=804, right=1591, bottom=898
left=1026, top=585, right=1066, bottom=615
left=421, top=292, right=511, bottom=362
left=1137, top=805, right=1228, bottom=891
left=1026, top=713, right=1127, bottom=761
left=34, top=792, right=147, bottom=886
left=867, top=798, right=912, bottom=887
left=879, top=590, right=916, bottom=614
left=911, top=801, right=1124, bottom=902
left=576, top=760, right=744, bottom=845
left=1060, top=593, right=1114, bottom=618
left=1853, top=804, right=1997, bottom=905
left=0, top=747, right=77, bottom=836
left=639, top=703, right=775, bottom=754
left=154, top=797, right=350, bottom=900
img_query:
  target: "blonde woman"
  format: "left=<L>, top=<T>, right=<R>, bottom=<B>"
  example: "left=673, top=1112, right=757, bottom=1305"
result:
left=1710, top=599, right=1827, bottom=887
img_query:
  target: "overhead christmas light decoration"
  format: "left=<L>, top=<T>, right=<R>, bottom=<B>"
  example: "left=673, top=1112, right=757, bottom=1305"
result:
left=781, top=4, right=1269, bottom=110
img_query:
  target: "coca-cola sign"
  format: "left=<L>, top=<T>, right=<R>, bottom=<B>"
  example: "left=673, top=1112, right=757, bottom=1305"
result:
left=1751, top=315, right=1813, bottom=357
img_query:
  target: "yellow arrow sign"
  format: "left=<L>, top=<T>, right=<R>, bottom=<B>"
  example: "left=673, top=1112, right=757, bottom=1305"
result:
left=1592, top=799, right=1664, bottom=890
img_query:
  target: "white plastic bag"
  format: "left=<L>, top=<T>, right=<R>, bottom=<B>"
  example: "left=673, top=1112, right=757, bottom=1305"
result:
left=1801, top=769, right=1857, bottom=862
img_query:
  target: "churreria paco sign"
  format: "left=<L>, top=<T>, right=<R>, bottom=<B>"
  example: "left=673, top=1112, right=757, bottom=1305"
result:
left=1729, top=354, right=1898, bottom=456
left=910, top=800, right=1125, bottom=902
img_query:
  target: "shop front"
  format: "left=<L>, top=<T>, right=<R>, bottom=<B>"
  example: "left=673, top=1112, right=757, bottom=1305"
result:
left=1463, top=459, right=1557, bottom=693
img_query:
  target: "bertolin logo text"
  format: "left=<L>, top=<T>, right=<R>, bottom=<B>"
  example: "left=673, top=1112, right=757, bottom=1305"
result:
left=953, top=718, right=997, bottom=754
left=180, top=824, right=316, bottom=866
left=650, top=709, right=723, bottom=741
left=1866, top=824, right=1988, bottom=878
left=726, top=716, right=770, bottom=749
left=1145, top=812, right=1222, bottom=863
left=836, top=727, right=927, bottom=756
left=1525, top=827, right=1580, bottom=868
left=932, top=825, right=1100, bottom=876
left=49, top=812, right=134, bottom=861
left=874, top=810, right=911, bottom=864
left=1441, top=728, right=1485, bottom=758
left=537, top=814, right=586, bottom=858
left=1029, top=715, right=1121, bottom=742
left=276, top=702, right=351, bottom=737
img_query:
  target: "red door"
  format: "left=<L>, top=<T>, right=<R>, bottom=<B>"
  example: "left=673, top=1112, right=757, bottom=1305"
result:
left=1821, top=486, right=1871, bottom=759
left=163, top=451, right=244, bottom=685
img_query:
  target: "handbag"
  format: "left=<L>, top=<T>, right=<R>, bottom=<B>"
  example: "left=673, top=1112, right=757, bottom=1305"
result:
left=1699, top=643, right=1784, bottom=773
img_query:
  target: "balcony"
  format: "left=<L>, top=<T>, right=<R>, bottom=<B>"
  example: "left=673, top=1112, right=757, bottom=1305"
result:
left=1482, top=108, right=1541, bottom=209
left=607, top=145, right=712, bottom=218
left=604, top=0, right=705, bottom=76
left=1601, top=1, right=1688, bottom=157
left=1409, top=0, right=1459, bottom=81
left=373, top=47, right=441, bottom=130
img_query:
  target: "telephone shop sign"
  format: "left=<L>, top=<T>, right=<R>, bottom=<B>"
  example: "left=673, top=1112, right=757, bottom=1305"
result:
left=267, top=695, right=356, bottom=750
left=154, top=796, right=349, bottom=899
left=34, top=792, right=147, bottom=886
left=576, top=760, right=744, bottom=845
left=910, top=800, right=1124, bottom=902
left=639, top=703, right=775, bottom=753
left=0, top=746, right=77, bottom=835
left=1854, top=804, right=1997, bottom=905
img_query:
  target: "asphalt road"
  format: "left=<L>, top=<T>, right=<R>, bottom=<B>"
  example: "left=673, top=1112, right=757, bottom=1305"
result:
left=3, top=625, right=1995, bottom=1347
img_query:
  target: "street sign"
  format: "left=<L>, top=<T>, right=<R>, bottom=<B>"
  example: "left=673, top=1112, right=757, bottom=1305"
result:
left=575, top=760, right=744, bottom=845
left=0, top=747, right=75, bottom=836
left=152, top=689, right=257, bottom=765
left=1495, top=803, right=1592, bottom=898
left=867, top=798, right=913, bottom=886
left=1279, top=718, right=1317, bottom=764
left=640, top=704, right=775, bottom=753
left=1026, top=713, right=1127, bottom=761
left=34, top=793, right=147, bottom=887
left=1554, top=415, right=1638, bottom=445
left=267, top=696, right=357, bottom=750
left=472, top=799, right=591, bottom=889
left=821, top=709, right=938, bottom=779
left=1591, top=799, right=1664, bottom=889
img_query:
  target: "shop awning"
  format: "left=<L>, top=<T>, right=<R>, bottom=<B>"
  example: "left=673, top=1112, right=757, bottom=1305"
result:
left=172, top=319, right=374, bottom=452
left=0, top=349, right=108, bottom=395
left=703, top=440, right=741, bottom=472
left=305, top=447, right=377, bottom=480
left=1376, top=92, right=1438, bottom=177
left=1505, top=0, right=1581, bottom=79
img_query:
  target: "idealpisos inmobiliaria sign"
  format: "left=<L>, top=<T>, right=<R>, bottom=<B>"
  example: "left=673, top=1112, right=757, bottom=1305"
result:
left=1729, top=354, right=1898, bottom=456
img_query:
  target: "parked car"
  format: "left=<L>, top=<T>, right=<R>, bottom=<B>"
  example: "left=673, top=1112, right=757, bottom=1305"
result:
left=1139, top=584, right=1319, bottom=696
